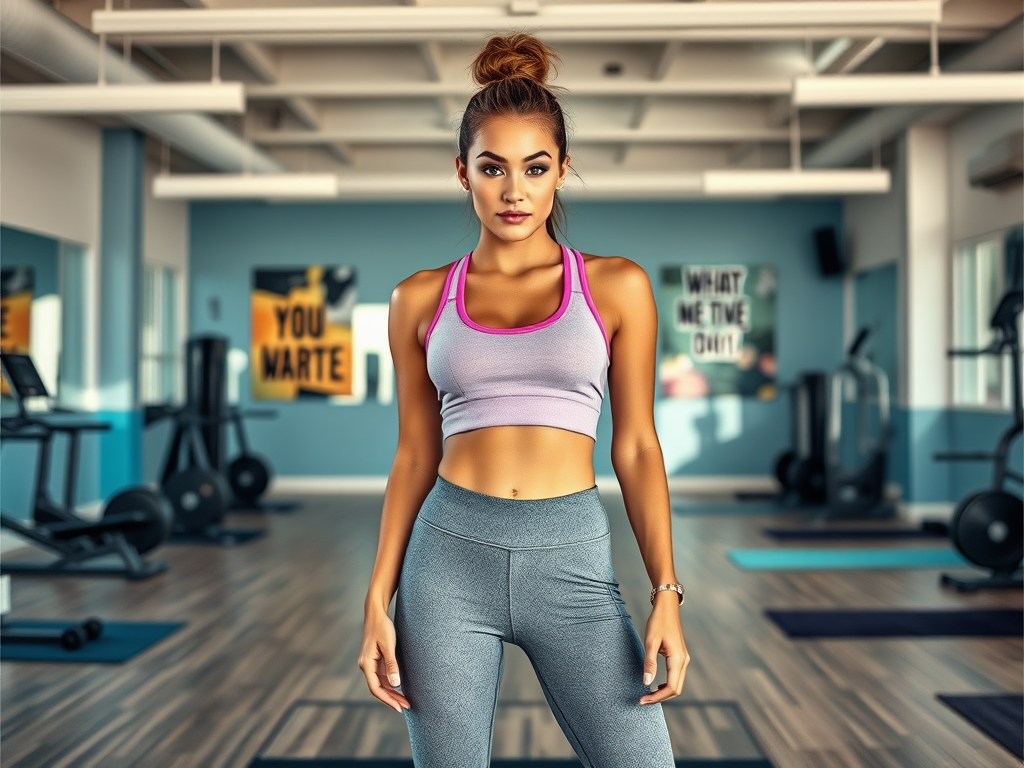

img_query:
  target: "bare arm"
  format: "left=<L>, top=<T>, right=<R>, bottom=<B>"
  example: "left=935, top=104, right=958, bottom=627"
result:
left=606, top=258, right=679, bottom=591
left=364, top=272, right=445, bottom=616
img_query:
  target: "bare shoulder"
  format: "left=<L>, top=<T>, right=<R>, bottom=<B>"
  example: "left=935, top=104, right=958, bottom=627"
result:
left=577, top=253, right=652, bottom=337
left=578, top=253, right=649, bottom=285
left=390, top=261, right=458, bottom=345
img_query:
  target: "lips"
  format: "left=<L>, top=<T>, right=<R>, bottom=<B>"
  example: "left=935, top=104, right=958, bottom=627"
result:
left=498, top=211, right=531, bottom=224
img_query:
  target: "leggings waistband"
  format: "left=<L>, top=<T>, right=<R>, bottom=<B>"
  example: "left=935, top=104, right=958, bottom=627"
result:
left=418, top=475, right=609, bottom=548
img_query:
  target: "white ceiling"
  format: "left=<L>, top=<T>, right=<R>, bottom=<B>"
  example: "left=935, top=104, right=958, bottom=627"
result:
left=5, top=0, right=1022, bottom=190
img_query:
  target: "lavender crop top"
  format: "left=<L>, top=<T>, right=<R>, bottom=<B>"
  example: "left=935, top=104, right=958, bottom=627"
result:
left=424, top=244, right=611, bottom=442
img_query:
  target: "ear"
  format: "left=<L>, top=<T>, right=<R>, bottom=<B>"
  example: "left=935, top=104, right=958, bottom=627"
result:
left=557, top=155, right=570, bottom=188
left=455, top=156, right=470, bottom=191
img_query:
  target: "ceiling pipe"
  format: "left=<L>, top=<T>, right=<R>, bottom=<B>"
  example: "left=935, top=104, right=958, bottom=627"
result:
left=0, top=0, right=281, bottom=174
left=805, top=14, right=1024, bottom=168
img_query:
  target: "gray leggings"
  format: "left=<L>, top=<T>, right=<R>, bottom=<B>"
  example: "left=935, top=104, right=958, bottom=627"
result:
left=394, top=475, right=675, bottom=767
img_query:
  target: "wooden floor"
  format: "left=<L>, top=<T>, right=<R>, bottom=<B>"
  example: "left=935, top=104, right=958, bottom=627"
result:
left=1, top=491, right=1021, bottom=768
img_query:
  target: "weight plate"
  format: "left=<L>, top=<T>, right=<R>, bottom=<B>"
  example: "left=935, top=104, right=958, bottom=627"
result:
left=163, top=467, right=226, bottom=533
left=102, top=487, right=174, bottom=555
left=774, top=451, right=795, bottom=490
left=792, top=457, right=827, bottom=505
left=228, top=455, right=271, bottom=503
left=950, top=490, right=1023, bottom=570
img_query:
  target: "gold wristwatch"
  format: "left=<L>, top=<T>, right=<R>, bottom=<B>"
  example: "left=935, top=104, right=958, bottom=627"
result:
left=650, top=582, right=685, bottom=606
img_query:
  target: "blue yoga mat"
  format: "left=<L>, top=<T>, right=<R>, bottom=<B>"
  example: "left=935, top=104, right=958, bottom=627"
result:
left=673, top=502, right=816, bottom=515
left=766, top=609, right=1024, bottom=638
left=0, top=620, right=185, bottom=663
left=761, top=527, right=948, bottom=541
left=250, top=760, right=774, bottom=768
left=938, top=694, right=1023, bottom=759
left=727, top=547, right=972, bottom=570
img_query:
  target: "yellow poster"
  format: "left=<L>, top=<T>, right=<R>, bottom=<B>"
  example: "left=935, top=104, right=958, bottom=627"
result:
left=251, top=265, right=356, bottom=400
left=1, top=268, right=33, bottom=398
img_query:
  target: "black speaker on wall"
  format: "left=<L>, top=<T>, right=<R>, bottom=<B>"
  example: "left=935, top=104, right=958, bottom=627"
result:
left=814, top=226, right=844, bottom=276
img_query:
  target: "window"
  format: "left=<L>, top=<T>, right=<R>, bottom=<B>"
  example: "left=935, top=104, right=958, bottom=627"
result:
left=140, top=263, right=181, bottom=404
left=951, top=230, right=1015, bottom=409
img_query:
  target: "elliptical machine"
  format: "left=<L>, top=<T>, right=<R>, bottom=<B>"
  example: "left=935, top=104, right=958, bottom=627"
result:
left=935, top=286, right=1023, bottom=592
left=822, top=327, right=895, bottom=519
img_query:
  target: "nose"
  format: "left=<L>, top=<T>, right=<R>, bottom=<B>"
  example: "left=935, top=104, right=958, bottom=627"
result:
left=502, top=176, right=524, bottom=204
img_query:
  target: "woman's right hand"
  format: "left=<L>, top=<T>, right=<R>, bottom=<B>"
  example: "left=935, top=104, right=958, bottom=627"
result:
left=358, top=607, right=411, bottom=713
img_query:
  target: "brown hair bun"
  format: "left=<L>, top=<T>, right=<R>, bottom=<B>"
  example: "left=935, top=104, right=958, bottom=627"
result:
left=471, top=33, right=558, bottom=89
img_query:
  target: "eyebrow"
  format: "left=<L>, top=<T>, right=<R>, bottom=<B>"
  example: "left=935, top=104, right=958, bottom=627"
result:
left=475, top=150, right=552, bottom=162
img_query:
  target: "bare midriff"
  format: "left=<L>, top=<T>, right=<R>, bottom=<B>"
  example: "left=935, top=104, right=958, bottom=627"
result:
left=438, top=425, right=597, bottom=500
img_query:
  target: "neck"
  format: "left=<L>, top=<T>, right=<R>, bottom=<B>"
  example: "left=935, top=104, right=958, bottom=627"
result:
left=472, top=225, right=561, bottom=275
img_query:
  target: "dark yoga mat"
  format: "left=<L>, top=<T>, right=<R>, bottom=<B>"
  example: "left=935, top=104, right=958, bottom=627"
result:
left=762, top=524, right=948, bottom=541
left=938, top=694, right=1024, bottom=759
left=250, top=760, right=774, bottom=768
left=167, top=528, right=266, bottom=546
left=765, top=608, right=1024, bottom=638
left=0, top=620, right=185, bottom=663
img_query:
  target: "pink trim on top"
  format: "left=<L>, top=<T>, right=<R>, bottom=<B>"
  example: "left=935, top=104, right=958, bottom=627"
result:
left=424, top=259, right=461, bottom=352
left=573, top=249, right=611, bottom=359
left=456, top=244, right=572, bottom=334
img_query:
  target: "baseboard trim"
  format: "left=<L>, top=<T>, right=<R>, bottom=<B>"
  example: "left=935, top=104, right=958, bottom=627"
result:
left=269, top=475, right=781, bottom=496
left=897, top=502, right=956, bottom=522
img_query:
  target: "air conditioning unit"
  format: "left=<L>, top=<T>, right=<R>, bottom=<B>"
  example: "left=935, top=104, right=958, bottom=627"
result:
left=968, top=129, right=1023, bottom=190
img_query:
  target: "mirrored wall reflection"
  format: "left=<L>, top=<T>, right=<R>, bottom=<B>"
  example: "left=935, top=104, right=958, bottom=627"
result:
left=0, top=225, right=89, bottom=410
left=140, top=262, right=182, bottom=405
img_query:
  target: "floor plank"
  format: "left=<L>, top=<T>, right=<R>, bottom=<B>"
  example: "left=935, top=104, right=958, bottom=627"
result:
left=1, top=491, right=1020, bottom=768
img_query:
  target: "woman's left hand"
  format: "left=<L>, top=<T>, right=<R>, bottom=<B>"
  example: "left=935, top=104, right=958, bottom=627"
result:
left=638, top=592, right=690, bottom=705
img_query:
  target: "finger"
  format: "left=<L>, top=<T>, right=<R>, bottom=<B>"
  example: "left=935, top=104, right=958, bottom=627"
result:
left=664, top=650, right=689, bottom=697
left=640, top=653, right=689, bottom=704
left=359, top=650, right=410, bottom=712
left=377, top=650, right=403, bottom=690
left=642, top=639, right=660, bottom=687
left=360, top=659, right=407, bottom=712
left=375, top=657, right=412, bottom=710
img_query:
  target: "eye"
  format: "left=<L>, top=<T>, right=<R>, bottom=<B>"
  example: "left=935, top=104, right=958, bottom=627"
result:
left=526, top=165, right=549, bottom=176
left=480, top=164, right=503, bottom=177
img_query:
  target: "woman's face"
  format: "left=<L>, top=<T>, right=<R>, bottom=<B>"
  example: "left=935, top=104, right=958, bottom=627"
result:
left=456, top=116, right=569, bottom=245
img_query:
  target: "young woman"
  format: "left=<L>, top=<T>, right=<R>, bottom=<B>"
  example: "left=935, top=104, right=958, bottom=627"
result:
left=359, top=33, right=689, bottom=767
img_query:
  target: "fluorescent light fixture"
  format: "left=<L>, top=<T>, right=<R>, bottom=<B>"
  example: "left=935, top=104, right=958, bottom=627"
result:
left=703, top=169, right=890, bottom=196
left=0, top=82, right=246, bottom=114
left=153, top=174, right=339, bottom=200
left=793, top=73, right=1024, bottom=107
left=93, top=2, right=942, bottom=36
left=561, top=172, right=704, bottom=199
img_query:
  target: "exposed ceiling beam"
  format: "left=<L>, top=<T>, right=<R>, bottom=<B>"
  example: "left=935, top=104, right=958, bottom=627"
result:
left=92, top=3, right=944, bottom=37
left=834, top=36, right=887, bottom=73
left=806, top=14, right=1024, bottom=168
left=623, top=40, right=682, bottom=162
left=417, top=41, right=457, bottom=128
left=246, top=78, right=794, bottom=100
left=181, top=0, right=346, bottom=163
left=251, top=125, right=829, bottom=146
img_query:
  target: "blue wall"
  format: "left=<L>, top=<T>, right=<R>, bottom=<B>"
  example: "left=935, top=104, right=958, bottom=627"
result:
left=187, top=199, right=845, bottom=479
left=0, top=225, right=58, bottom=297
